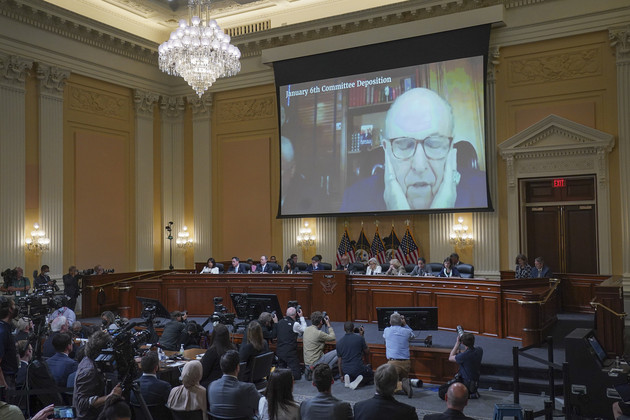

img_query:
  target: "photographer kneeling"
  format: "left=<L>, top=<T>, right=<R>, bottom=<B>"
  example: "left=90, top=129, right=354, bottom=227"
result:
left=73, top=330, right=122, bottom=420
left=303, top=311, right=337, bottom=381
left=440, top=332, right=483, bottom=400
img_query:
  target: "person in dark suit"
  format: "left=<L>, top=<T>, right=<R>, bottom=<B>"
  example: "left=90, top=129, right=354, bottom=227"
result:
left=301, top=364, right=352, bottom=420
left=257, top=255, right=274, bottom=273
left=45, top=333, right=78, bottom=388
left=336, top=254, right=351, bottom=271
left=158, top=311, right=187, bottom=351
left=62, top=265, right=81, bottom=311
left=130, top=352, right=171, bottom=407
left=354, top=363, right=418, bottom=420
left=208, top=350, right=261, bottom=419
left=306, top=255, right=325, bottom=272
left=532, top=257, right=553, bottom=278
left=424, top=382, right=476, bottom=420
left=439, top=258, right=461, bottom=278
left=227, top=257, right=247, bottom=273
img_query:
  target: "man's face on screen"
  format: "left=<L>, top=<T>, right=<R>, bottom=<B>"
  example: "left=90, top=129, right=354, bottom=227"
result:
left=384, top=88, right=453, bottom=209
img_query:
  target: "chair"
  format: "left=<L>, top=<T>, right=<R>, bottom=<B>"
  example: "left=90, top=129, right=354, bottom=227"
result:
left=404, top=264, right=415, bottom=273
left=380, top=263, right=390, bottom=273
left=268, top=262, right=281, bottom=272
left=215, top=262, right=224, bottom=273
left=250, top=351, right=275, bottom=390
left=132, top=403, right=173, bottom=420
left=456, top=263, right=475, bottom=278
left=425, top=263, right=443, bottom=276
left=296, top=262, right=308, bottom=271
left=237, top=361, right=248, bottom=381
left=493, top=404, right=523, bottom=420
left=320, top=262, right=332, bottom=270
left=170, top=410, right=203, bottom=420
left=241, top=263, right=251, bottom=272
left=350, top=262, right=366, bottom=274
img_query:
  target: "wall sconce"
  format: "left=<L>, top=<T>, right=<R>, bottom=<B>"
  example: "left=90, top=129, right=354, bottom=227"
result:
left=449, top=217, right=473, bottom=247
left=176, top=226, right=193, bottom=248
left=297, top=222, right=316, bottom=248
left=25, top=223, right=50, bottom=255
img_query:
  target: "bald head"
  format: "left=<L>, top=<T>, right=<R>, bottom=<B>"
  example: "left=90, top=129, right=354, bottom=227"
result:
left=286, top=306, right=297, bottom=318
left=446, top=382, right=469, bottom=411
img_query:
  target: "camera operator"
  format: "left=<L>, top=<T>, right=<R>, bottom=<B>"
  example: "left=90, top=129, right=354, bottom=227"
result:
left=442, top=332, right=483, bottom=399
left=258, top=311, right=278, bottom=342
left=47, top=302, right=76, bottom=327
left=276, top=305, right=306, bottom=381
left=15, top=317, right=34, bottom=342
left=0, top=296, right=18, bottom=389
left=337, top=322, right=373, bottom=389
left=159, top=310, right=188, bottom=351
left=3, top=267, right=31, bottom=295
left=34, top=265, right=55, bottom=290
left=383, top=312, right=415, bottom=398
left=42, top=316, right=70, bottom=358
left=303, top=311, right=337, bottom=381
left=62, top=265, right=81, bottom=311
left=74, top=330, right=123, bottom=420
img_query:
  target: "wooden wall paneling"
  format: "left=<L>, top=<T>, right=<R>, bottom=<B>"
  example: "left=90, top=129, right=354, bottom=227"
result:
left=435, top=293, right=481, bottom=333
left=131, top=282, right=162, bottom=318
left=352, top=288, right=370, bottom=322
left=165, top=287, right=183, bottom=313
left=184, top=287, right=216, bottom=316
left=311, top=272, right=347, bottom=321
left=415, top=290, right=433, bottom=307
left=481, top=296, right=500, bottom=336
left=593, top=280, right=624, bottom=357
left=503, top=296, right=524, bottom=340
left=293, top=286, right=312, bottom=316
left=371, top=289, right=415, bottom=320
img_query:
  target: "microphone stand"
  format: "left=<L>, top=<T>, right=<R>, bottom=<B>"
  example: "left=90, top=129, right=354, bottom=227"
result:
left=165, top=222, right=174, bottom=270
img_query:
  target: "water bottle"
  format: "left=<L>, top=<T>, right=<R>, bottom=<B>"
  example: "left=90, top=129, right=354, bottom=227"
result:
left=179, top=344, right=185, bottom=356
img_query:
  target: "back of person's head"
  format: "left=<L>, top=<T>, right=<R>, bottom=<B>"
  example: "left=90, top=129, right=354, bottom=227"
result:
left=16, top=340, right=31, bottom=358
left=266, top=369, right=295, bottom=420
left=374, top=364, right=398, bottom=396
left=389, top=312, right=402, bottom=326
left=97, top=394, right=131, bottom=420
left=310, top=311, right=323, bottom=327
left=286, top=306, right=297, bottom=318
left=220, top=349, right=240, bottom=375
left=52, top=332, right=72, bottom=353
left=181, top=360, right=202, bottom=388
left=141, top=351, right=159, bottom=374
left=86, top=330, right=111, bottom=360
left=17, top=317, right=30, bottom=332
left=461, top=332, right=475, bottom=348
left=210, top=323, right=234, bottom=355
left=0, top=296, right=13, bottom=319
left=51, top=315, right=67, bottom=332
left=312, top=364, right=333, bottom=392
left=170, top=310, right=182, bottom=320
left=246, top=320, right=264, bottom=352
left=446, top=382, right=469, bottom=411
left=344, top=321, right=354, bottom=333
left=258, top=312, right=273, bottom=326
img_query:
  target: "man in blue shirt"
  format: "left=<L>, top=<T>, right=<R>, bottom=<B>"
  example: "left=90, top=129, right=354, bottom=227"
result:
left=336, top=322, right=373, bottom=389
left=449, top=332, right=483, bottom=398
left=383, top=312, right=415, bottom=398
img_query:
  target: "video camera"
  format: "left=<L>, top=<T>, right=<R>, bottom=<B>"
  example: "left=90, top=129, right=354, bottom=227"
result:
left=1, top=268, right=17, bottom=288
left=16, top=289, right=66, bottom=322
left=208, top=297, right=235, bottom=326
left=287, top=300, right=302, bottom=312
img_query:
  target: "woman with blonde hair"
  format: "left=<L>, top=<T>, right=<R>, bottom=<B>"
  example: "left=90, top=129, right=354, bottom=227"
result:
left=366, top=258, right=382, bottom=275
left=167, top=360, right=208, bottom=420
left=385, top=258, right=405, bottom=276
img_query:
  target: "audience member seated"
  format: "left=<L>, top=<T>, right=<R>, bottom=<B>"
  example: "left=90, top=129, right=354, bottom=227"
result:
left=43, top=315, right=69, bottom=358
left=71, top=321, right=93, bottom=339
left=366, top=258, right=382, bottom=275
left=45, top=333, right=78, bottom=388
left=409, top=258, right=427, bottom=276
left=199, top=258, right=219, bottom=274
left=200, top=323, right=236, bottom=388
left=383, top=312, right=415, bottom=398
left=208, top=350, right=261, bottom=419
left=97, top=395, right=132, bottom=420
left=159, top=311, right=188, bottom=351
left=101, top=311, right=119, bottom=331
left=385, top=259, right=405, bottom=276
left=514, top=254, right=532, bottom=279
left=336, top=255, right=351, bottom=271
left=16, top=340, right=63, bottom=412
left=306, top=255, right=325, bottom=272
left=276, top=306, right=307, bottom=381
left=227, top=257, right=247, bottom=274
left=300, top=364, right=352, bottom=420
left=303, top=311, right=337, bottom=380
left=239, top=321, right=269, bottom=381
left=532, top=256, right=553, bottom=278
left=336, top=322, right=372, bottom=390
left=257, top=255, right=274, bottom=273
left=167, top=360, right=208, bottom=420
left=258, top=368, right=300, bottom=420
left=15, top=317, right=33, bottom=342
left=442, top=332, right=482, bottom=399
left=427, top=382, right=475, bottom=420
left=353, top=364, right=418, bottom=420
left=439, top=258, right=461, bottom=278
left=130, top=352, right=172, bottom=408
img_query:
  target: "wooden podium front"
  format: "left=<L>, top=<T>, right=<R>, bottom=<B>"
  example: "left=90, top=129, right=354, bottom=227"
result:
left=311, top=271, right=347, bottom=321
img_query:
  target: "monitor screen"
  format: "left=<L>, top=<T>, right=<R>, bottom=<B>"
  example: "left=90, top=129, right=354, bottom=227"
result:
left=376, top=306, right=438, bottom=331
left=587, top=333, right=607, bottom=364
left=230, top=293, right=282, bottom=321
left=274, top=25, right=492, bottom=217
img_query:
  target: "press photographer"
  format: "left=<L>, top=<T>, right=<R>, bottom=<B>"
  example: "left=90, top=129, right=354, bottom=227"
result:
left=34, top=265, right=58, bottom=292
left=1, top=267, right=30, bottom=295
left=303, top=310, right=337, bottom=380
left=276, top=302, right=306, bottom=380
left=158, top=310, right=187, bottom=351
left=62, top=265, right=82, bottom=311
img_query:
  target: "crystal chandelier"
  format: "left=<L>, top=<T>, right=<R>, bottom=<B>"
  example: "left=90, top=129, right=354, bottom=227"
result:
left=158, top=0, right=241, bottom=97
left=449, top=217, right=473, bottom=247
left=25, top=223, right=50, bottom=255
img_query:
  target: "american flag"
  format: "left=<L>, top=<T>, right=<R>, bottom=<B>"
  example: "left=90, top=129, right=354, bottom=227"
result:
left=355, top=228, right=371, bottom=263
left=370, top=227, right=387, bottom=264
left=384, top=227, right=400, bottom=262
left=336, top=228, right=356, bottom=266
left=395, top=227, right=420, bottom=265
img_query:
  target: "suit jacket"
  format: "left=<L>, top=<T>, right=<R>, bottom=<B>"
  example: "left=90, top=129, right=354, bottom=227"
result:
left=45, top=352, right=78, bottom=388
left=300, top=392, right=353, bottom=420
left=423, top=408, right=476, bottom=420
left=130, top=374, right=172, bottom=406
left=227, top=264, right=247, bottom=273
left=409, top=266, right=427, bottom=276
left=257, top=263, right=273, bottom=273
left=439, top=267, right=461, bottom=278
left=208, top=375, right=260, bottom=419
left=306, top=264, right=325, bottom=273
left=533, top=266, right=553, bottom=278
left=354, top=394, right=418, bottom=420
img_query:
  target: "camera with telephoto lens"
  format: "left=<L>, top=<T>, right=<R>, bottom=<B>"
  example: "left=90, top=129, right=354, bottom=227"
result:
left=16, top=288, right=66, bottom=322
left=287, top=300, right=301, bottom=312
left=210, top=296, right=235, bottom=326
left=456, top=325, right=464, bottom=337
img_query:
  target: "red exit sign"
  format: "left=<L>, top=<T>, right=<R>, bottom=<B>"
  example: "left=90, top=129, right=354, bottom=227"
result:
left=553, top=178, right=566, bottom=188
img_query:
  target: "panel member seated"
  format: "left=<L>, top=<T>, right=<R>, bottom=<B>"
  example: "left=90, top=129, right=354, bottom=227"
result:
left=532, top=256, right=553, bottom=278
left=227, top=257, right=247, bottom=273
left=439, top=258, right=461, bottom=278
left=336, top=255, right=351, bottom=271
left=409, top=257, right=427, bottom=276
left=306, top=255, right=325, bottom=272
left=199, top=257, right=219, bottom=274
left=257, top=255, right=273, bottom=273
left=366, top=258, right=382, bottom=275
left=514, top=254, right=532, bottom=279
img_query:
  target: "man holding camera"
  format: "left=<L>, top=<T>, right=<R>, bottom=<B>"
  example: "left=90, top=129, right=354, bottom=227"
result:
left=62, top=265, right=81, bottom=311
left=445, top=332, right=483, bottom=399
left=159, top=311, right=187, bottom=351
left=276, top=305, right=307, bottom=380
left=337, top=321, right=373, bottom=389
left=303, top=311, right=337, bottom=380
left=383, top=312, right=415, bottom=398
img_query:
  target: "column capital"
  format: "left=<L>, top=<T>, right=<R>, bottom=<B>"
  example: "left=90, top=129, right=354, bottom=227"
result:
left=0, top=53, right=32, bottom=89
left=134, top=89, right=160, bottom=118
left=610, top=25, right=630, bottom=63
left=36, top=64, right=70, bottom=98
left=487, top=46, right=500, bottom=84
left=187, top=93, right=213, bottom=118
left=160, top=95, right=186, bottom=119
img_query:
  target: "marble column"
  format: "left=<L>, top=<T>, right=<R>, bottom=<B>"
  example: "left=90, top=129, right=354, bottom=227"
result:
left=282, top=219, right=301, bottom=262
left=0, top=53, right=32, bottom=271
left=160, top=96, right=186, bottom=269
left=134, top=90, right=159, bottom=270
left=316, top=217, right=337, bottom=263
left=189, top=94, right=213, bottom=263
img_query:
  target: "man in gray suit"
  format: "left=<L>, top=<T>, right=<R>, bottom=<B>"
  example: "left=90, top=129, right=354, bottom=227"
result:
left=208, top=350, right=261, bottom=419
left=301, top=364, right=353, bottom=420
